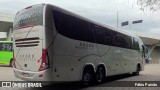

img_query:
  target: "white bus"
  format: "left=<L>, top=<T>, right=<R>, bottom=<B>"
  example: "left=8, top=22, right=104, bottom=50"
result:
left=13, top=4, right=145, bottom=85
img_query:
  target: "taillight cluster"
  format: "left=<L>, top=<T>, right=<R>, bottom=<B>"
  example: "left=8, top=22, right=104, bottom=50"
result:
left=39, top=49, right=49, bottom=71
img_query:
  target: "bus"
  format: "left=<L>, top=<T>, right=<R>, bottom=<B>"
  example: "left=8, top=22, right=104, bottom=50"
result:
left=13, top=4, right=145, bottom=85
left=0, top=41, right=13, bottom=66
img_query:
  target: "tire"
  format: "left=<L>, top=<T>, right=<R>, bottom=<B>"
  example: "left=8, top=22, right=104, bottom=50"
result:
left=10, top=59, right=13, bottom=67
left=95, top=67, right=105, bottom=84
left=82, top=68, right=94, bottom=86
left=133, top=65, right=140, bottom=75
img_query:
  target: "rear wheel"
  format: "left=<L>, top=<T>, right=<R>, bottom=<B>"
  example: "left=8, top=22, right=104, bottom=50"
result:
left=95, top=67, right=105, bottom=84
left=82, top=68, right=94, bottom=86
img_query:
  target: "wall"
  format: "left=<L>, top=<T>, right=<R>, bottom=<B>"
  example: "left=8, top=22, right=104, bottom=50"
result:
left=147, top=45, right=160, bottom=63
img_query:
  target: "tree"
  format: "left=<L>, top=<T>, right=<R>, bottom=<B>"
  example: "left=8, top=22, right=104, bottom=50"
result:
left=137, top=0, right=160, bottom=11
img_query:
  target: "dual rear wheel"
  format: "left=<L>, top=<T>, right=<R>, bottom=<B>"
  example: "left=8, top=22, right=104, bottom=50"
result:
left=82, top=64, right=141, bottom=85
left=82, top=67, right=105, bottom=85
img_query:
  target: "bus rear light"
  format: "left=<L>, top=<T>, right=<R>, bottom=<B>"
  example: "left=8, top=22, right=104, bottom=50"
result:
left=39, top=74, right=43, bottom=78
left=42, top=49, right=47, bottom=63
left=39, top=49, right=49, bottom=71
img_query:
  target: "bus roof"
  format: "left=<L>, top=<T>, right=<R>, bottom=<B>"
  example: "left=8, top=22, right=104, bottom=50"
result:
left=0, top=41, right=13, bottom=43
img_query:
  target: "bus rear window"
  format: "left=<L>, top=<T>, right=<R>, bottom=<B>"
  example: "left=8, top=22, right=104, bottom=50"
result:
left=13, top=4, right=44, bottom=30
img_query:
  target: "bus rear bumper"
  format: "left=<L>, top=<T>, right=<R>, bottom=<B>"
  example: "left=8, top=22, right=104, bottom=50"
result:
left=13, top=68, right=52, bottom=81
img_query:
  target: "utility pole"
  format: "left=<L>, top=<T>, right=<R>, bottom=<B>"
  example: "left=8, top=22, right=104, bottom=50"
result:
left=117, top=11, right=121, bottom=28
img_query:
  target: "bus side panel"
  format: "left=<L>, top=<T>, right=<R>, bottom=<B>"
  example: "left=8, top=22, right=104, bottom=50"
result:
left=100, top=46, right=123, bottom=76
left=52, top=34, right=99, bottom=81
left=120, top=48, right=137, bottom=73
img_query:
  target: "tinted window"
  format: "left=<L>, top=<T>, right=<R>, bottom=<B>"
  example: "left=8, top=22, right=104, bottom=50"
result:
left=13, top=5, right=43, bottom=30
left=125, top=35, right=132, bottom=49
left=104, top=31, right=132, bottom=49
left=53, top=10, right=94, bottom=42
left=104, top=28, right=116, bottom=46
left=133, top=38, right=140, bottom=50
left=52, top=10, right=137, bottom=50
left=93, top=26, right=105, bottom=44
left=93, top=25, right=117, bottom=46
left=115, top=34, right=126, bottom=48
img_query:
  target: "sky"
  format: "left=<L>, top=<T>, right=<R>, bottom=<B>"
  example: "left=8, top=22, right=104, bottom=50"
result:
left=0, top=0, right=160, bottom=35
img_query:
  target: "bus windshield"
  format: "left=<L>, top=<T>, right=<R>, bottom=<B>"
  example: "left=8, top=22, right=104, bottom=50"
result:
left=0, top=43, right=12, bottom=51
left=13, top=4, right=44, bottom=30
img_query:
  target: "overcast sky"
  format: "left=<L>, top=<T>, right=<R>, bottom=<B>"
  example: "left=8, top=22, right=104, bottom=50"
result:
left=0, top=0, right=160, bottom=35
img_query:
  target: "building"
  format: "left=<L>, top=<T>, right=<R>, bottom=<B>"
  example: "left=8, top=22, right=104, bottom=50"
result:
left=0, top=12, right=14, bottom=41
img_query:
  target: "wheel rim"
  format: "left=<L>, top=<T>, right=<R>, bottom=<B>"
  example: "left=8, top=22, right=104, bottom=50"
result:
left=83, top=73, right=91, bottom=82
left=136, top=66, right=140, bottom=74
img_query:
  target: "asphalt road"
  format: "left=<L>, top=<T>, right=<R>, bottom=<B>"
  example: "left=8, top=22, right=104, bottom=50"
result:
left=0, top=66, right=22, bottom=81
left=1, top=64, right=160, bottom=90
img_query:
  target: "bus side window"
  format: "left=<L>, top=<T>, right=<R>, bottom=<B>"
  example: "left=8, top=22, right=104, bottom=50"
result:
left=53, top=10, right=94, bottom=43
left=115, top=34, right=131, bottom=49
left=93, top=26, right=105, bottom=44
left=133, top=38, right=140, bottom=50
left=104, top=28, right=115, bottom=46
left=125, top=36, right=132, bottom=49
left=114, top=34, right=123, bottom=48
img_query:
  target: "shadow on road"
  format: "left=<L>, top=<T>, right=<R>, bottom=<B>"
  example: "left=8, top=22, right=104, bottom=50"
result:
left=33, top=73, right=139, bottom=90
